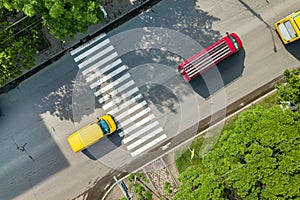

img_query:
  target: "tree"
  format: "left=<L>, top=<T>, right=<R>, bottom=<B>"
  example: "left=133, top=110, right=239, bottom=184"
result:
left=1, top=0, right=104, bottom=39
left=0, top=8, right=43, bottom=86
left=276, top=69, right=300, bottom=103
left=175, top=105, right=300, bottom=199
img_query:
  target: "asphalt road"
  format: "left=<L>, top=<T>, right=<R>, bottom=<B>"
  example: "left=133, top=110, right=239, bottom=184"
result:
left=1, top=0, right=300, bottom=199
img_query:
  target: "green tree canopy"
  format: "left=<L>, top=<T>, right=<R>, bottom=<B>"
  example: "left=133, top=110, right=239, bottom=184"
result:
left=1, top=0, right=104, bottom=39
left=175, top=105, right=300, bottom=199
left=276, top=69, right=300, bottom=103
left=0, top=8, right=42, bottom=86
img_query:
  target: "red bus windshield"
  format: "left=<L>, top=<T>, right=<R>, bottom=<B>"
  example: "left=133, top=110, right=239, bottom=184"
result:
left=178, top=33, right=243, bottom=82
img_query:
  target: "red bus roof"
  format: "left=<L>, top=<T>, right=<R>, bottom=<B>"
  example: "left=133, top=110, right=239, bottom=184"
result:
left=179, top=33, right=242, bottom=82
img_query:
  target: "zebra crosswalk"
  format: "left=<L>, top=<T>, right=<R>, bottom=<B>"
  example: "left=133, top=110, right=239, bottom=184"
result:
left=70, top=33, right=167, bottom=157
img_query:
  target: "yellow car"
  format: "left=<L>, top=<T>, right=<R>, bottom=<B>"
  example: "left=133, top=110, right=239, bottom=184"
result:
left=67, top=114, right=117, bottom=152
left=274, top=10, right=300, bottom=44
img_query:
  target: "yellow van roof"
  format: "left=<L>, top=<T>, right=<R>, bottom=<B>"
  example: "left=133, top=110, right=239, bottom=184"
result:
left=67, top=133, right=85, bottom=152
left=78, top=123, right=104, bottom=146
left=67, top=122, right=104, bottom=152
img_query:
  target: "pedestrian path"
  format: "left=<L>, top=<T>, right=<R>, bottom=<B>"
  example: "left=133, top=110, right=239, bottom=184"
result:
left=143, top=158, right=178, bottom=197
left=70, top=33, right=167, bottom=157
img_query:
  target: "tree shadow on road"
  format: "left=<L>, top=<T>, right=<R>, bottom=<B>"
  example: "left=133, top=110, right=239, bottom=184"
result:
left=111, top=0, right=222, bottom=114
left=36, top=68, right=96, bottom=122
left=132, top=0, right=221, bottom=48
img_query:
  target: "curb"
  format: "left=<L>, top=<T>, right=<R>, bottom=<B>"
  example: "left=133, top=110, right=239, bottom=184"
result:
left=0, top=0, right=162, bottom=95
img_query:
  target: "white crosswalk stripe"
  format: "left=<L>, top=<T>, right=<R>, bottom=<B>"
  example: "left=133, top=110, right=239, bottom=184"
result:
left=70, top=33, right=106, bottom=56
left=122, top=121, right=159, bottom=144
left=108, top=94, right=143, bottom=115
left=74, top=39, right=110, bottom=62
left=78, top=45, right=114, bottom=68
left=117, top=114, right=156, bottom=137
left=98, top=80, right=135, bottom=104
left=82, top=52, right=118, bottom=75
left=131, top=134, right=167, bottom=157
left=90, top=65, right=128, bottom=89
left=79, top=48, right=117, bottom=70
left=127, top=128, right=163, bottom=150
left=115, top=100, right=147, bottom=121
left=71, top=34, right=168, bottom=157
left=118, top=131, right=125, bottom=138
left=94, top=73, right=131, bottom=96
left=102, top=87, right=139, bottom=110
left=119, top=107, right=151, bottom=128
left=123, top=114, right=155, bottom=135
left=86, top=59, right=123, bottom=83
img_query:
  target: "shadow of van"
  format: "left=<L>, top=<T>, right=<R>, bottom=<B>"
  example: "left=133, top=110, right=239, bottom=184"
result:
left=189, top=48, right=246, bottom=99
left=285, top=40, right=300, bottom=60
left=81, top=129, right=124, bottom=160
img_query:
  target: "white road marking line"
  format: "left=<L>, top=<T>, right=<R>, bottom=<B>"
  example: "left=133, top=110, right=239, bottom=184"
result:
left=94, top=73, right=131, bottom=96
left=123, top=121, right=159, bottom=144
left=82, top=52, right=118, bottom=75
left=86, top=59, right=122, bottom=83
left=74, top=39, right=110, bottom=62
left=102, top=87, right=139, bottom=110
left=115, top=100, right=147, bottom=121
left=131, top=134, right=167, bottom=157
left=90, top=65, right=127, bottom=89
left=127, top=128, right=163, bottom=150
left=123, top=114, right=155, bottom=135
left=98, top=80, right=135, bottom=103
left=70, top=33, right=106, bottom=56
left=78, top=46, right=115, bottom=69
left=108, top=94, right=143, bottom=115
left=118, top=132, right=124, bottom=137
left=119, top=108, right=151, bottom=127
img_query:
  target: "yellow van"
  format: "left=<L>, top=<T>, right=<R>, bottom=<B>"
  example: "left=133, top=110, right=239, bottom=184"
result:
left=67, top=114, right=117, bottom=152
left=275, top=10, right=300, bottom=44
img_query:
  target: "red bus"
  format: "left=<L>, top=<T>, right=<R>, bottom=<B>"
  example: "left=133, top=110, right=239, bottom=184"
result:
left=178, top=32, right=243, bottom=82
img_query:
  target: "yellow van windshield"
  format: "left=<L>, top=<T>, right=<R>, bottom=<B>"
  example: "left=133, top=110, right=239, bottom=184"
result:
left=97, top=119, right=110, bottom=134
